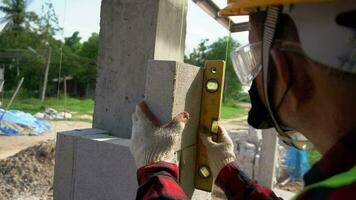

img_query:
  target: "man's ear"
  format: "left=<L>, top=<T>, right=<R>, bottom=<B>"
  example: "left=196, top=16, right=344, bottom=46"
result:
left=270, top=49, right=290, bottom=86
left=270, top=48, right=298, bottom=111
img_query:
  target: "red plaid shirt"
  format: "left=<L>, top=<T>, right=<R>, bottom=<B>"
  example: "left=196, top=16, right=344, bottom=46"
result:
left=136, top=129, right=356, bottom=199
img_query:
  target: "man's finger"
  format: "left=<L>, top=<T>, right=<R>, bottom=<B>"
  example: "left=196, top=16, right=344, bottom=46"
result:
left=174, top=112, right=190, bottom=124
left=163, top=112, right=189, bottom=131
left=218, top=125, right=233, bottom=144
left=137, top=101, right=161, bottom=127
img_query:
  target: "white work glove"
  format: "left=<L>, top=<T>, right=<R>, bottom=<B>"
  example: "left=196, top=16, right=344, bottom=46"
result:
left=200, top=126, right=236, bottom=178
left=130, top=101, right=189, bottom=168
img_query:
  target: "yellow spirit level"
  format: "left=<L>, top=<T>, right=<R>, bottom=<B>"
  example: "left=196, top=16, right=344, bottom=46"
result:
left=194, top=60, right=225, bottom=191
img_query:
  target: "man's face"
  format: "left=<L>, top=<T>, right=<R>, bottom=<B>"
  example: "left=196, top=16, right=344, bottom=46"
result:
left=246, top=14, right=296, bottom=129
left=248, top=17, right=268, bottom=108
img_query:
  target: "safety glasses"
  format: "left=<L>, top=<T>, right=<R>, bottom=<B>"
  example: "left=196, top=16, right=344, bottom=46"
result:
left=231, top=41, right=306, bottom=86
left=231, top=42, right=262, bottom=86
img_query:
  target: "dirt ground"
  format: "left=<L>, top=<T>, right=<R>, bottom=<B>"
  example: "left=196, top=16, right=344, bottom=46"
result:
left=0, top=121, right=91, bottom=160
left=0, top=121, right=91, bottom=200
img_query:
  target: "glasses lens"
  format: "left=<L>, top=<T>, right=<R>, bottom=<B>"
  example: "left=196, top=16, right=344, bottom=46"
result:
left=231, top=42, right=262, bottom=85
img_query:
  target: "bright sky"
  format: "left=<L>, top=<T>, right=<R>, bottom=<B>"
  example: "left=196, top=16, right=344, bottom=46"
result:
left=0, top=0, right=249, bottom=54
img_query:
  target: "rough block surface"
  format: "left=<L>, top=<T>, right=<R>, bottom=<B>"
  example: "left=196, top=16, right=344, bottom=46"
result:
left=145, top=60, right=203, bottom=197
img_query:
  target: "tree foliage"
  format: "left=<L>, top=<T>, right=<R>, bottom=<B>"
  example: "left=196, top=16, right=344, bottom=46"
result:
left=185, top=37, right=242, bottom=102
left=0, top=0, right=37, bottom=31
left=0, top=0, right=99, bottom=97
left=65, top=31, right=82, bottom=53
left=35, top=0, right=61, bottom=40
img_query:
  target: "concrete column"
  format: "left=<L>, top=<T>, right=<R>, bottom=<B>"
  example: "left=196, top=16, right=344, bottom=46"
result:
left=257, top=129, right=279, bottom=187
left=94, top=0, right=187, bottom=138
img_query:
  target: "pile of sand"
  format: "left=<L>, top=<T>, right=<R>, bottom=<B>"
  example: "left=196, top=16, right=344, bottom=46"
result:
left=0, top=140, right=55, bottom=200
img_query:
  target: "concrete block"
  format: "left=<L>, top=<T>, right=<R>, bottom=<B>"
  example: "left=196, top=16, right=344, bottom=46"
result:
left=144, top=60, right=203, bottom=197
left=53, top=129, right=107, bottom=200
left=74, top=134, right=136, bottom=200
left=54, top=129, right=137, bottom=200
left=94, top=0, right=188, bottom=138
left=248, top=126, right=262, bottom=146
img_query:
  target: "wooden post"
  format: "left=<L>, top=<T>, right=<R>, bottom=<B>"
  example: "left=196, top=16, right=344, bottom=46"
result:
left=40, top=47, right=51, bottom=102
left=64, top=77, right=67, bottom=119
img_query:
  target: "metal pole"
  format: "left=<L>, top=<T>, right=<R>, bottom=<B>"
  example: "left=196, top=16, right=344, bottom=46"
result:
left=41, top=47, right=51, bottom=102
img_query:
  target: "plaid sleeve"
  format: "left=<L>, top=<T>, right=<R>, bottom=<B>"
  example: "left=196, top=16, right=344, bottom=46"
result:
left=215, top=162, right=283, bottom=200
left=136, top=162, right=188, bottom=200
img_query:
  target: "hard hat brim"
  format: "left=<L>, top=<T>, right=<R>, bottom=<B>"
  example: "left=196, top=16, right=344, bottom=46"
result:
left=218, top=0, right=334, bottom=16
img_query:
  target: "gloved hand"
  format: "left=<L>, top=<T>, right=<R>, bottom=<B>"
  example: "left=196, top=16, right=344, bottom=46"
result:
left=130, top=101, right=189, bottom=168
left=200, top=126, right=236, bottom=178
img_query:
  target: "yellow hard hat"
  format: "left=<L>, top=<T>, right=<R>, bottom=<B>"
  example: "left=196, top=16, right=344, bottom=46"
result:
left=219, top=0, right=334, bottom=16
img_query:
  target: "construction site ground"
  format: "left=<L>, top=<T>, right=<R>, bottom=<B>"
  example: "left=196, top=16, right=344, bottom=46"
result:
left=0, top=119, right=296, bottom=199
left=0, top=121, right=91, bottom=200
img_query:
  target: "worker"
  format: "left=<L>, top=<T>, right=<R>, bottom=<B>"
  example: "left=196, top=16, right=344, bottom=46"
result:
left=129, top=0, right=356, bottom=199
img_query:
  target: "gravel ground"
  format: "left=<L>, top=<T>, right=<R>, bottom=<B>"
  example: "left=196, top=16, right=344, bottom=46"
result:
left=0, top=121, right=91, bottom=200
left=0, top=141, right=55, bottom=200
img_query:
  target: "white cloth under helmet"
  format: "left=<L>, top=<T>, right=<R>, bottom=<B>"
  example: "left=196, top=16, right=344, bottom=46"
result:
left=284, top=0, right=356, bottom=73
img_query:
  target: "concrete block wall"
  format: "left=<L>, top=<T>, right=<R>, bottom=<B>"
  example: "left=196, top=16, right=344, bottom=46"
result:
left=54, top=60, right=206, bottom=199
left=229, top=127, right=282, bottom=187
left=230, top=128, right=262, bottom=179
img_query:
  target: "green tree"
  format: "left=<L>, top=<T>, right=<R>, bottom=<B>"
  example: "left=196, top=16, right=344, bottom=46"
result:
left=65, top=31, right=82, bottom=53
left=79, top=33, right=98, bottom=59
left=0, top=0, right=37, bottom=31
left=54, top=32, right=99, bottom=97
left=185, top=39, right=208, bottom=68
left=185, top=37, right=242, bottom=103
left=35, top=0, right=61, bottom=40
left=0, top=29, right=47, bottom=92
left=76, top=33, right=98, bottom=86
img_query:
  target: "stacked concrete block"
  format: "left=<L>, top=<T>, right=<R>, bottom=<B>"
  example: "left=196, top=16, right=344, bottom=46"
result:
left=53, top=129, right=137, bottom=200
left=276, top=142, right=288, bottom=181
left=229, top=126, right=287, bottom=187
left=54, top=60, right=206, bottom=199
left=230, top=128, right=262, bottom=178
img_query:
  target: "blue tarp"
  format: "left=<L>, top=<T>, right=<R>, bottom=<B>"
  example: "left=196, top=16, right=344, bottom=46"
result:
left=285, top=147, right=310, bottom=180
left=0, top=109, right=51, bottom=136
